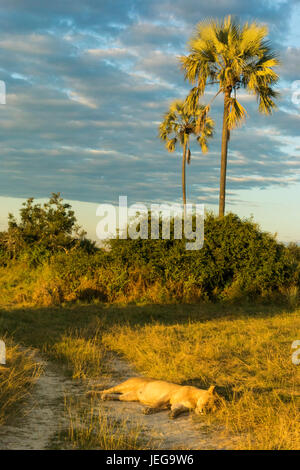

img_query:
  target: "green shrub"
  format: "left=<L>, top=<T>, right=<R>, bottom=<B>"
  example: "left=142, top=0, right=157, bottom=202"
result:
left=107, top=212, right=298, bottom=301
left=1, top=210, right=298, bottom=306
left=1, top=193, right=96, bottom=262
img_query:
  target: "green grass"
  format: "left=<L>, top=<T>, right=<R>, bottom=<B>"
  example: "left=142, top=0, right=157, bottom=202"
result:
left=0, top=301, right=291, bottom=349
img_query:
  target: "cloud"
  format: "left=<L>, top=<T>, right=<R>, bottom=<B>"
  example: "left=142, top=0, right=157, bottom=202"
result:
left=0, top=0, right=298, bottom=210
left=280, top=47, right=300, bottom=81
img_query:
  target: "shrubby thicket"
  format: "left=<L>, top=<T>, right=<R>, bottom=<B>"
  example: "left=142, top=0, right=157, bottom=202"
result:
left=0, top=194, right=299, bottom=305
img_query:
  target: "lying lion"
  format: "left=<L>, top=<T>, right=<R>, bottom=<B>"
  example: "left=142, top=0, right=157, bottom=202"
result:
left=88, top=377, right=217, bottom=418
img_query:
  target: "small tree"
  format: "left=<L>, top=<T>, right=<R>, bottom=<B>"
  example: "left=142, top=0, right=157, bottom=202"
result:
left=181, top=16, right=280, bottom=217
left=4, top=193, right=93, bottom=259
left=159, top=99, right=214, bottom=213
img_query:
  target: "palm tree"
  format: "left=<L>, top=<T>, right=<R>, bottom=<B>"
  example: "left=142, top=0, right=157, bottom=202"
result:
left=159, top=99, right=214, bottom=214
left=180, top=15, right=280, bottom=217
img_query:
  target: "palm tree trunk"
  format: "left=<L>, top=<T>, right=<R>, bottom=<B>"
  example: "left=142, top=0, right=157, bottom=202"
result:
left=182, top=137, right=187, bottom=217
left=219, top=87, right=231, bottom=217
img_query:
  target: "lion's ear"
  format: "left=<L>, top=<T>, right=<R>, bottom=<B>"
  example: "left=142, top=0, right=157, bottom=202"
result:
left=208, top=385, right=216, bottom=394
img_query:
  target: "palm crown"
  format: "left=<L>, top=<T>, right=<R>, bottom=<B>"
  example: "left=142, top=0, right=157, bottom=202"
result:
left=180, top=16, right=279, bottom=216
left=159, top=99, right=214, bottom=209
left=181, top=15, right=280, bottom=128
left=159, top=99, right=214, bottom=160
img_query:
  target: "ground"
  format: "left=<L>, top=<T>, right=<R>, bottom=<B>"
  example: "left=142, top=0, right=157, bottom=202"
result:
left=0, top=302, right=299, bottom=449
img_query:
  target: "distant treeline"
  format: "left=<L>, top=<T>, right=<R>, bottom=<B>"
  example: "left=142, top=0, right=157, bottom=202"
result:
left=0, top=194, right=299, bottom=306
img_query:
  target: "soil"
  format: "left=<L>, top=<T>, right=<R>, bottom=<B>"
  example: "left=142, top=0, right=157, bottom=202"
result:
left=0, top=354, right=232, bottom=450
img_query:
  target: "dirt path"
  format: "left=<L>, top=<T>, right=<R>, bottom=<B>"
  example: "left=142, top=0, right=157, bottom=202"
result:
left=0, top=357, right=83, bottom=450
left=0, top=354, right=232, bottom=450
left=87, top=356, right=231, bottom=450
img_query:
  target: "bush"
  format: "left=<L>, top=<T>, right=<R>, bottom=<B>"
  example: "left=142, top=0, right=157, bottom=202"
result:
left=1, top=211, right=299, bottom=306
left=0, top=193, right=96, bottom=264
left=107, top=212, right=299, bottom=301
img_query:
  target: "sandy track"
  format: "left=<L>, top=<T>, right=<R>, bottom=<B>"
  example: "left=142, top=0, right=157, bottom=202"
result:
left=0, top=358, right=83, bottom=450
left=0, top=354, right=231, bottom=450
left=86, top=356, right=230, bottom=450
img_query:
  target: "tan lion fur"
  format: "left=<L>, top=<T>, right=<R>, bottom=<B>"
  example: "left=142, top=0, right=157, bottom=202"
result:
left=88, top=377, right=217, bottom=418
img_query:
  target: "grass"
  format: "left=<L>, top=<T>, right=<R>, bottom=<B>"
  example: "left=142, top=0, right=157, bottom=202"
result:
left=0, top=301, right=291, bottom=349
left=102, top=309, right=300, bottom=449
left=1, top=254, right=299, bottom=307
left=0, top=262, right=39, bottom=306
left=102, top=312, right=299, bottom=387
left=52, top=396, right=148, bottom=450
left=216, top=389, right=299, bottom=449
left=45, top=324, right=111, bottom=380
left=0, top=338, right=42, bottom=425
left=0, top=301, right=299, bottom=449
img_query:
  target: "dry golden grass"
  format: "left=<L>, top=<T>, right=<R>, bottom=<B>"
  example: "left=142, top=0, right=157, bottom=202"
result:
left=1, top=300, right=299, bottom=449
left=103, top=309, right=300, bottom=449
left=0, top=339, right=42, bottom=425
left=46, top=326, right=110, bottom=380
left=216, top=389, right=299, bottom=449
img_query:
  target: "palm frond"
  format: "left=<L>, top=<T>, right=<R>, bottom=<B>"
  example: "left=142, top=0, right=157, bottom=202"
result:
left=227, top=98, right=247, bottom=129
left=185, top=87, right=201, bottom=114
left=166, top=137, right=177, bottom=152
left=195, top=105, right=210, bottom=134
left=257, top=86, right=279, bottom=114
left=197, top=135, right=208, bottom=154
left=159, top=97, right=214, bottom=158
left=181, top=15, right=279, bottom=120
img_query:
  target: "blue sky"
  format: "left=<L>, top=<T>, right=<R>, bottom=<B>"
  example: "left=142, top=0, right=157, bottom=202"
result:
left=0, top=0, right=299, bottom=242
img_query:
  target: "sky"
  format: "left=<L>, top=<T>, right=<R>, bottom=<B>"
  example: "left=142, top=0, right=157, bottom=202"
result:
left=0, top=0, right=299, bottom=243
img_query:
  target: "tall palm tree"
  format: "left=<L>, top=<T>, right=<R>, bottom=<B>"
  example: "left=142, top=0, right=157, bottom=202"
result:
left=180, top=15, right=280, bottom=217
left=159, top=99, right=214, bottom=214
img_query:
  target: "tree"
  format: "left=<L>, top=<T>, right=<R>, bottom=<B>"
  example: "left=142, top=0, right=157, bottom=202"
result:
left=180, top=15, right=280, bottom=217
left=3, top=193, right=94, bottom=259
left=159, top=99, right=214, bottom=214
